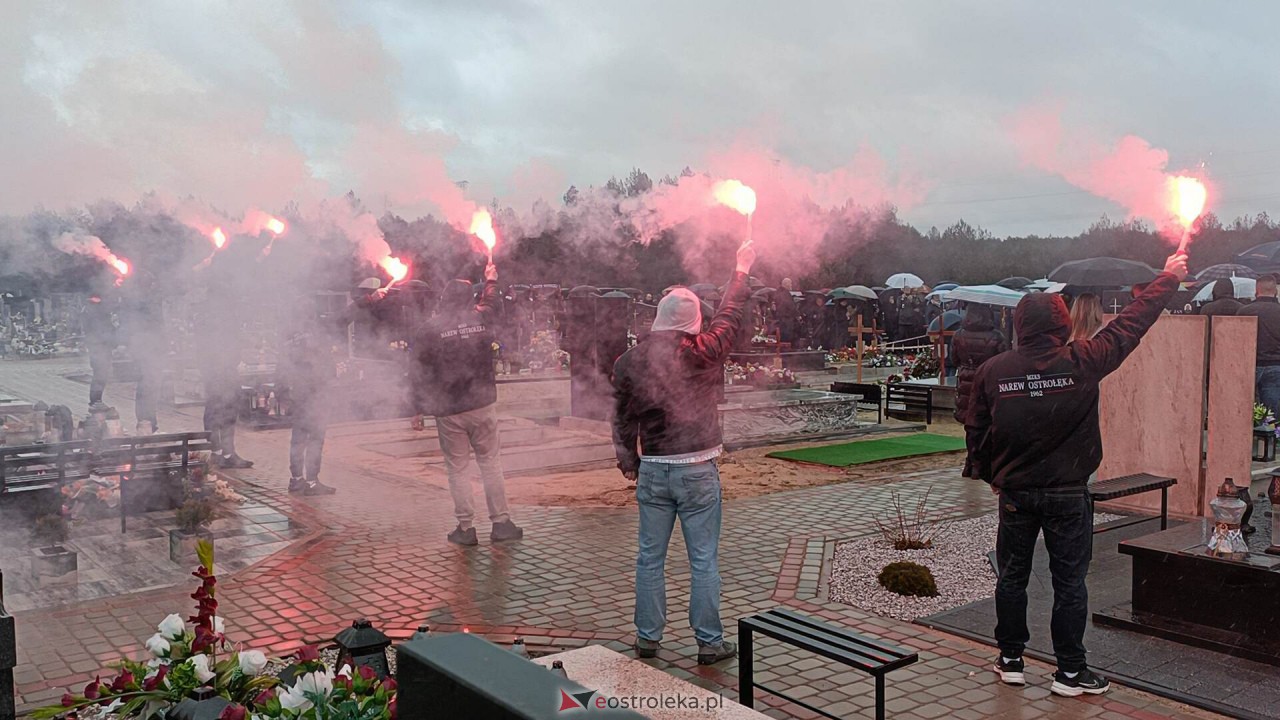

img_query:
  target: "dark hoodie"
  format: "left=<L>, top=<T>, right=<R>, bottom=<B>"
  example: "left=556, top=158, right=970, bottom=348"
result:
left=951, top=304, right=1008, bottom=424
left=965, top=272, right=1179, bottom=490
left=1198, top=278, right=1241, bottom=317
left=412, top=279, right=500, bottom=417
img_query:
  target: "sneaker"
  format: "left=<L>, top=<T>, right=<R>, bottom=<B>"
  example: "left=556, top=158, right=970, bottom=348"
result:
left=448, top=525, right=478, bottom=546
left=697, top=641, right=737, bottom=665
left=302, top=480, right=337, bottom=496
left=220, top=454, right=254, bottom=469
left=634, top=638, right=660, bottom=659
left=490, top=520, right=524, bottom=542
left=1051, top=668, right=1110, bottom=697
left=288, top=477, right=306, bottom=494
left=993, top=656, right=1025, bottom=685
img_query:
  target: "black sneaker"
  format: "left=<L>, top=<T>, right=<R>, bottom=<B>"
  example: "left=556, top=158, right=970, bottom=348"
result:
left=448, top=525, right=479, bottom=546
left=634, top=638, right=660, bottom=659
left=220, top=454, right=254, bottom=469
left=993, top=656, right=1025, bottom=685
left=697, top=641, right=737, bottom=665
left=288, top=477, right=306, bottom=494
left=1051, top=668, right=1110, bottom=697
left=490, top=520, right=524, bottom=542
left=302, top=480, right=337, bottom=496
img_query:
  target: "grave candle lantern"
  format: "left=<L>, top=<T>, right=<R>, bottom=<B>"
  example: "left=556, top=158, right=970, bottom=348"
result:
left=334, top=618, right=392, bottom=679
left=1207, top=478, right=1249, bottom=561
left=1268, top=471, right=1280, bottom=556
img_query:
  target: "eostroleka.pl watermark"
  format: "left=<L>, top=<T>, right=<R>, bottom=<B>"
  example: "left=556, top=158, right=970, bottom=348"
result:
left=558, top=688, right=726, bottom=714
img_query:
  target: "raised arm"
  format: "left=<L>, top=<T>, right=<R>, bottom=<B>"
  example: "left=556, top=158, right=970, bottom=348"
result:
left=683, top=242, right=757, bottom=368
left=1075, top=252, right=1187, bottom=379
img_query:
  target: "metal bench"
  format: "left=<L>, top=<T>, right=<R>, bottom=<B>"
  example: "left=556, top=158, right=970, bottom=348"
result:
left=885, top=382, right=934, bottom=424
left=739, top=608, right=918, bottom=720
left=0, top=432, right=214, bottom=532
left=830, top=381, right=883, bottom=424
left=1088, top=473, right=1176, bottom=534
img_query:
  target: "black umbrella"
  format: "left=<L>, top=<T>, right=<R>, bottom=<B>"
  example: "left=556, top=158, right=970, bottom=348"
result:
left=1195, top=263, right=1258, bottom=281
left=568, top=285, right=599, bottom=298
left=996, top=276, right=1033, bottom=290
left=747, top=276, right=766, bottom=289
left=1048, top=257, right=1157, bottom=287
left=1237, top=241, right=1280, bottom=271
left=689, top=283, right=718, bottom=298
left=752, top=287, right=777, bottom=299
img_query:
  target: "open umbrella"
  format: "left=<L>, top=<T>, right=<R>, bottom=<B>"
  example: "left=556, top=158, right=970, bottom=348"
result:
left=1192, top=277, right=1256, bottom=303
left=885, top=273, right=924, bottom=289
left=944, top=285, right=1026, bottom=308
left=1237, top=241, right=1280, bottom=271
left=1048, top=257, right=1157, bottom=287
left=568, top=285, right=599, bottom=298
left=1195, top=263, right=1259, bottom=281
left=844, top=285, right=879, bottom=301
left=931, top=283, right=959, bottom=293
left=689, top=283, right=718, bottom=297
left=747, top=276, right=766, bottom=289
left=996, top=276, right=1033, bottom=290
left=826, top=287, right=859, bottom=300
left=752, top=287, right=777, bottom=300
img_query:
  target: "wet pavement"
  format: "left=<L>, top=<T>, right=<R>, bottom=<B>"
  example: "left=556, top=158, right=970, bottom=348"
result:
left=1, top=359, right=1230, bottom=718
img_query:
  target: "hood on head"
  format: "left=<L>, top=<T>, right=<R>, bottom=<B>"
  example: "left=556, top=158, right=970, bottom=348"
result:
left=962, top=303, right=996, bottom=331
left=1014, top=293, right=1071, bottom=349
left=440, top=279, right=475, bottom=310
left=1211, top=277, right=1235, bottom=300
left=651, top=288, right=702, bottom=334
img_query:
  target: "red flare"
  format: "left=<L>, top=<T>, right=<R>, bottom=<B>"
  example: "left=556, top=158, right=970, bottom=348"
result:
left=380, top=255, right=410, bottom=287
left=266, top=217, right=286, bottom=235
left=210, top=227, right=227, bottom=249
left=469, top=209, right=497, bottom=253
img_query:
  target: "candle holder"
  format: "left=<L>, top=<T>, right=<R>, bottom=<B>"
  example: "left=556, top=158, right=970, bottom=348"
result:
left=1207, top=478, right=1249, bottom=561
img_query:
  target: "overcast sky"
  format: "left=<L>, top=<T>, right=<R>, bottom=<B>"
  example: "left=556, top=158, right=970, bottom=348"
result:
left=4, top=0, right=1279, bottom=236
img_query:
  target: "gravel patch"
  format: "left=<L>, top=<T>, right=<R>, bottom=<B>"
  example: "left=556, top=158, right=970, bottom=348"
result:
left=829, top=512, right=1120, bottom=621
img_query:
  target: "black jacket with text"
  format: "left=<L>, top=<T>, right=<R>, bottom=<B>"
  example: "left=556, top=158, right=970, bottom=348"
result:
left=412, top=280, right=500, bottom=418
left=611, top=272, right=751, bottom=474
left=964, top=272, right=1179, bottom=490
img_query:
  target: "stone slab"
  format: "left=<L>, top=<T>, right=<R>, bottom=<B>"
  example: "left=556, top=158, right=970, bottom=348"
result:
left=1205, top=316, right=1256, bottom=515
left=533, top=644, right=770, bottom=719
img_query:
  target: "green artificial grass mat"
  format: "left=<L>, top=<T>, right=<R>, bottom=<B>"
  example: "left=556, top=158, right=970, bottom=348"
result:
left=766, top=433, right=966, bottom=467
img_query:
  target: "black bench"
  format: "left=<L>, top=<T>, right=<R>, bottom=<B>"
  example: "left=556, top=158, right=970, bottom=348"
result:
left=885, top=382, right=934, bottom=424
left=831, top=382, right=883, bottom=424
left=0, top=432, right=214, bottom=532
left=739, top=608, right=918, bottom=720
left=1088, top=473, right=1176, bottom=534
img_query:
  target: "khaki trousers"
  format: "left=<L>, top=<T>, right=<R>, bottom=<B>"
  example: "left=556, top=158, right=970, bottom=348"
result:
left=435, top=403, right=511, bottom=529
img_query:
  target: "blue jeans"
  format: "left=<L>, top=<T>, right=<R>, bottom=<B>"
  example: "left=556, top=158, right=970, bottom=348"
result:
left=634, top=460, right=724, bottom=646
left=1257, top=366, right=1280, bottom=418
left=995, top=488, right=1092, bottom=672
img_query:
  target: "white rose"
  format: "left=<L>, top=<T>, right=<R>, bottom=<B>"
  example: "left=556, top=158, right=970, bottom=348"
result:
left=280, top=670, right=334, bottom=711
left=189, top=654, right=216, bottom=684
left=238, top=650, right=268, bottom=676
left=158, top=613, right=186, bottom=640
left=145, top=633, right=171, bottom=658
left=213, top=616, right=226, bottom=635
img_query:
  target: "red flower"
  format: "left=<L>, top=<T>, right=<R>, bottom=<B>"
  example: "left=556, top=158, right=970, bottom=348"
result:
left=110, top=670, right=134, bottom=692
left=143, top=665, right=168, bottom=691
left=357, top=665, right=377, bottom=682
left=296, top=645, right=320, bottom=663
left=381, top=678, right=397, bottom=694
left=389, top=698, right=398, bottom=719
left=192, top=626, right=215, bottom=653
left=61, top=692, right=75, bottom=707
left=218, top=704, right=247, bottom=720
left=253, top=688, right=276, bottom=706
left=82, top=677, right=100, bottom=700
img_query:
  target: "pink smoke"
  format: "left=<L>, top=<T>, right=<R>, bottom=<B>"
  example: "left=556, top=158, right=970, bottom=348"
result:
left=1010, top=106, right=1210, bottom=236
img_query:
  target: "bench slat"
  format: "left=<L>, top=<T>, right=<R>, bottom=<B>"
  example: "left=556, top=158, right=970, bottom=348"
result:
left=766, top=609, right=915, bottom=662
left=1089, top=473, right=1176, bottom=502
left=742, top=611, right=917, bottom=672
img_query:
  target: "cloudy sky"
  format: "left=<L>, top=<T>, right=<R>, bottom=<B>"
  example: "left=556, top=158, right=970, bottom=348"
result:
left=3, top=0, right=1279, bottom=236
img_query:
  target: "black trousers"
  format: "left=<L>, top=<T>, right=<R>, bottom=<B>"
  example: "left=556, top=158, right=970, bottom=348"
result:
left=288, top=398, right=327, bottom=482
left=203, top=373, right=241, bottom=455
left=88, top=349, right=112, bottom=405
left=994, top=487, right=1093, bottom=672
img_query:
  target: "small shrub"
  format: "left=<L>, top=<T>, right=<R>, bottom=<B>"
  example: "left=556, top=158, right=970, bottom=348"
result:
left=874, top=486, right=948, bottom=550
left=878, top=561, right=939, bottom=598
left=175, top=498, right=217, bottom=532
left=32, top=514, right=70, bottom=546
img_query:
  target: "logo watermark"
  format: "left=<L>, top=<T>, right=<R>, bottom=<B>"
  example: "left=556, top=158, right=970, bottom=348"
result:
left=558, top=689, right=725, bottom=714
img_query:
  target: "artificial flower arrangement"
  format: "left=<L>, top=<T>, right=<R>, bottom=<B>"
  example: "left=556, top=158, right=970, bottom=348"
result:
left=1255, top=403, right=1280, bottom=438
left=38, top=541, right=397, bottom=720
left=60, top=474, right=121, bottom=520
left=525, top=330, right=569, bottom=371
left=724, top=362, right=798, bottom=388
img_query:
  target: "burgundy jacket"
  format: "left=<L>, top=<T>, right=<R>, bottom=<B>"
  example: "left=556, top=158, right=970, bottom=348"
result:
left=964, top=272, right=1179, bottom=490
left=611, top=272, right=751, bottom=474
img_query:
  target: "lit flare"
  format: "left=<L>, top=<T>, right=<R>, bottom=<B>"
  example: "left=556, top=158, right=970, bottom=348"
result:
left=266, top=217, right=286, bottom=235
left=380, top=255, right=410, bottom=288
left=1168, top=175, right=1207, bottom=253
left=712, top=179, right=757, bottom=216
left=470, top=209, right=497, bottom=257
left=210, top=227, right=227, bottom=249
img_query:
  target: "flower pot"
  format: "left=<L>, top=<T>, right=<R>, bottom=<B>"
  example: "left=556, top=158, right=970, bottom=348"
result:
left=169, top=529, right=213, bottom=564
left=32, top=545, right=78, bottom=587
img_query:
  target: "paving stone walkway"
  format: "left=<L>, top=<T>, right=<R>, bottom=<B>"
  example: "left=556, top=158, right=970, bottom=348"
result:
left=1, top=360, right=1224, bottom=719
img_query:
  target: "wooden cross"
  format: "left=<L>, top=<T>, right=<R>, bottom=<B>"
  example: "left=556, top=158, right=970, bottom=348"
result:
left=927, top=328, right=957, bottom=381
left=1107, top=297, right=1124, bottom=314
